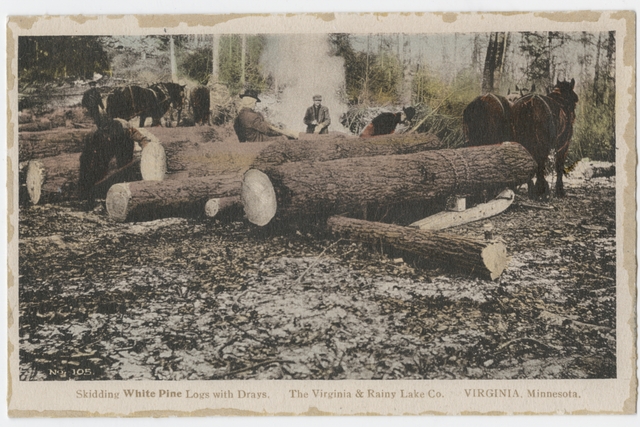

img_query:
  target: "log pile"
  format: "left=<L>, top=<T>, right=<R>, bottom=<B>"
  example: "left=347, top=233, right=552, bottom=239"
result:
left=19, top=121, right=537, bottom=279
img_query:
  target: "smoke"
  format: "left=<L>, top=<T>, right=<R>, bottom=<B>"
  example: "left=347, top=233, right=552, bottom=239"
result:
left=260, top=34, right=350, bottom=134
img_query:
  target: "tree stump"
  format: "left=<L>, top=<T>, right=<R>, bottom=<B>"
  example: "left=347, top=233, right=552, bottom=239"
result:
left=327, top=215, right=509, bottom=280
left=243, top=142, right=536, bottom=226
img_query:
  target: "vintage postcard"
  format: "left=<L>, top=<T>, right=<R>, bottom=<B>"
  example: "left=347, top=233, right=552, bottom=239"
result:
left=6, top=11, right=637, bottom=416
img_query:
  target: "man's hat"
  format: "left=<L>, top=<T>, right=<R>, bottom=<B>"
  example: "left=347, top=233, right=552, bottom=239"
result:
left=239, top=89, right=261, bottom=102
left=89, top=81, right=98, bottom=87
left=313, top=94, right=322, bottom=101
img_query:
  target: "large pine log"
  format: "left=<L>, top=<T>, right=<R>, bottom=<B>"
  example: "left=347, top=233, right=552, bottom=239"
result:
left=106, top=174, right=242, bottom=222
left=327, top=215, right=509, bottom=280
left=141, top=127, right=443, bottom=180
left=18, top=119, right=52, bottom=133
left=242, top=142, right=536, bottom=226
left=250, top=132, right=443, bottom=169
left=19, top=128, right=94, bottom=161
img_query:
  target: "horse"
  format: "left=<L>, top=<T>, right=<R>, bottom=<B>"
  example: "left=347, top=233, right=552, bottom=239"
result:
left=462, top=93, right=513, bottom=147
left=148, top=82, right=186, bottom=126
left=78, top=119, right=134, bottom=204
left=106, top=83, right=186, bottom=127
left=360, top=106, right=416, bottom=138
left=190, top=86, right=211, bottom=126
left=511, top=78, right=579, bottom=198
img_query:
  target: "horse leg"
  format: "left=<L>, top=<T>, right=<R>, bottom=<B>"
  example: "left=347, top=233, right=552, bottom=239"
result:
left=139, top=114, right=146, bottom=128
left=555, top=146, right=569, bottom=198
left=534, top=162, right=550, bottom=200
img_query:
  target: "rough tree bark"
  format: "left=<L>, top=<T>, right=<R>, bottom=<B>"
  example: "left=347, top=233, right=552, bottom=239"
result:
left=25, top=153, right=80, bottom=205
left=25, top=153, right=141, bottom=205
left=327, top=215, right=509, bottom=280
left=242, top=142, right=536, bottom=226
left=251, top=133, right=443, bottom=169
left=142, top=127, right=443, bottom=179
left=19, top=128, right=93, bottom=161
left=106, top=174, right=242, bottom=222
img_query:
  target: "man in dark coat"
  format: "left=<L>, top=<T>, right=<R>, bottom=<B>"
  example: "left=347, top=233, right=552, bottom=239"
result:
left=81, top=81, right=104, bottom=126
left=303, top=94, right=331, bottom=134
left=233, top=89, right=297, bottom=142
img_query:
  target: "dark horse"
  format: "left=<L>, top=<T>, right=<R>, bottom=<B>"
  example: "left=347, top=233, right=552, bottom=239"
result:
left=78, top=119, right=134, bottom=204
left=106, top=82, right=186, bottom=127
left=512, top=79, right=579, bottom=198
left=190, top=86, right=211, bottom=126
left=462, top=93, right=513, bottom=147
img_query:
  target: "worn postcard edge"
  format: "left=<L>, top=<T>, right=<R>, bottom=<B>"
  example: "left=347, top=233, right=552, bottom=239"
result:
left=5, top=11, right=637, bottom=417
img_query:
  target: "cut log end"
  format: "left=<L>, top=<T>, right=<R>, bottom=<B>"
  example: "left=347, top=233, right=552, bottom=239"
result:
left=241, top=169, right=277, bottom=226
left=481, top=242, right=509, bottom=280
left=140, top=142, right=166, bottom=181
left=26, top=160, right=45, bottom=205
left=106, top=183, right=132, bottom=222
left=204, top=198, right=220, bottom=217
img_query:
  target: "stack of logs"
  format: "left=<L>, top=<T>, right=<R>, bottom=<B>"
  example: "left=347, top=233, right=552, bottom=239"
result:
left=20, top=125, right=537, bottom=280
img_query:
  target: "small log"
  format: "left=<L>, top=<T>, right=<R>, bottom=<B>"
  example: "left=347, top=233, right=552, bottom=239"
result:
left=243, top=142, right=536, bottom=226
left=327, top=215, right=509, bottom=280
left=410, top=189, right=515, bottom=231
left=19, top=118, right=52, bottom=132
left=204, top=196, right=242, bottom=218
left=25, top=153, right=80, bottom=204
left=19, top=128, right=93, bottom=161
left=106, top=174, right=242, bottom=222
left=25, top=152, right=142, bottom=205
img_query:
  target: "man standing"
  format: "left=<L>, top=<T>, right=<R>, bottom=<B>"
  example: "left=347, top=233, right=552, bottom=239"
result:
left=304, top=95, right=331, bottom=134
left=234, top=89, right=297, bottom=142
left=81, top=81, right=104, bottom=126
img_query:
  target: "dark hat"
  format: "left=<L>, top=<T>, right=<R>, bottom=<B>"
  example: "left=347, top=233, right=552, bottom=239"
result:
left=313, top=94, right=322, bottom=101
left=89, top=81, right=98, bottom=87
left=239, top=89, right=261, bottom=102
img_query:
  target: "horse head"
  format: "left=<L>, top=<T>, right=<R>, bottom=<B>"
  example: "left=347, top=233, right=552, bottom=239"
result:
left=550, top=78, right=579, bottom=112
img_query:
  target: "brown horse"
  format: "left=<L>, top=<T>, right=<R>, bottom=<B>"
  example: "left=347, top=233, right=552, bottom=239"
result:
left=106, top=82, right=185, bottom=127
left=190, top=86, right=211, bottom=126
left=462, top=93, right=513, bottom=146
left=511, top=79, right=578, bottom=198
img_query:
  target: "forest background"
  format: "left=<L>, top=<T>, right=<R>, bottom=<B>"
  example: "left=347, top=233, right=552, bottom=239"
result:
left=17, top=31, right=616, bottom=165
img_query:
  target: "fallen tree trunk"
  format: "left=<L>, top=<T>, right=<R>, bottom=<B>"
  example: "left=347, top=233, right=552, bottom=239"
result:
left=243, top=142, right=536, bottom=226
left=25, top=153, right=142, bottom=205
left=25, top=153, right=80, bottom=204
left=250, top=132, right=443, bottom=169
left=205, top=196, right=242, bottom=218
left=141, top=128, right=444, bottom=180
left=19, top=119, right=52, bottom=132
left=106, top=174, right=242, bottom=222
left=19, top=128, right=93, bottom=161
left=327, top=215, right=509, bottom=280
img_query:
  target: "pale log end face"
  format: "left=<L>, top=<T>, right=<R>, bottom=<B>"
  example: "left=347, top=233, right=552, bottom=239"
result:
left=26, top=160, right=44, bottom=205
left=482, top=242, right=509, bottom=280
left=242, top=169, right=277, bottom=226
left=140, top=142, right=166, bottom=181
left=106, top=183, right=132, bottom=222
left=204, top=198, right=220, bottom=218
